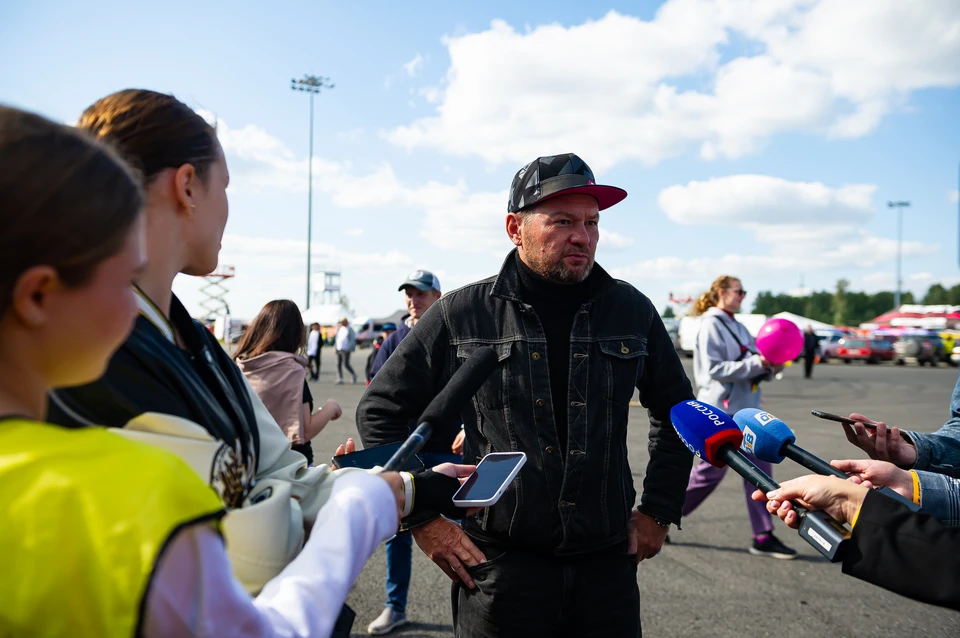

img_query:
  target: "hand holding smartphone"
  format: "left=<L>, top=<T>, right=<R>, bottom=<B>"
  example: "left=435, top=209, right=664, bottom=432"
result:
left=452, top=452, right=526, bottom=507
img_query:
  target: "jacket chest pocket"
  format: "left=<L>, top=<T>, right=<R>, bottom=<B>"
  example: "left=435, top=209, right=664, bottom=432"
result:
left=598, top=337, right=647, bottom=404
left=456, top=342, right=513, bottom=409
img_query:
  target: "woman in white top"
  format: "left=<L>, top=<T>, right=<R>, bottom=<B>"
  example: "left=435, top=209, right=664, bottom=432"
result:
left=680, top=275, right=797, bottom=559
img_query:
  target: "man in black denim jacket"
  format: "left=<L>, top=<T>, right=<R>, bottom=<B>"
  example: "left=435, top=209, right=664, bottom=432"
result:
left=357, top=154, right=694, bottom=637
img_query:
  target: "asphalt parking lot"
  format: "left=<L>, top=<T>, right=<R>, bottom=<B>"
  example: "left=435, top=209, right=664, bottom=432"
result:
left=309, top=349, right=960, bottom=637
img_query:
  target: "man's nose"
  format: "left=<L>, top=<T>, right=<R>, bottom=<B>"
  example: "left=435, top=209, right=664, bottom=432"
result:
left=569, top=224, right=589, bottom=246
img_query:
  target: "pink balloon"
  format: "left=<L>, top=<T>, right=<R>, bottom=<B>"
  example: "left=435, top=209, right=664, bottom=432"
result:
left=756, top=318, right=803, bottom=365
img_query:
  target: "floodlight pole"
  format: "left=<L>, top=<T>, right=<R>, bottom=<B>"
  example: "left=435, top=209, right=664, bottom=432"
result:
left=291, top=74, right=334, bottom=309
left=887, top=200, right=910, bottom=309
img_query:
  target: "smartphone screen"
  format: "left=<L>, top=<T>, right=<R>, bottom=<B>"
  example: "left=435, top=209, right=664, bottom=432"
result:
left=331, top=442, right=424, bottom=471
left=453, top=452, right=525, bottom=503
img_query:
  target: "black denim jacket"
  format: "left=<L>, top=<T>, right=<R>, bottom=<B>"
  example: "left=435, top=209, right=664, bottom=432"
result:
left=357, top=251, right=694, bottom=555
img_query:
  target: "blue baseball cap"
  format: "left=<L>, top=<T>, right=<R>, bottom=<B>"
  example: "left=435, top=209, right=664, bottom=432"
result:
left=399, top=270, right=441, bottom=292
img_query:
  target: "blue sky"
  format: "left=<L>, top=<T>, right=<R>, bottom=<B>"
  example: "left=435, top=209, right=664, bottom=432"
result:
left=3, top=0, right=959, bottom=320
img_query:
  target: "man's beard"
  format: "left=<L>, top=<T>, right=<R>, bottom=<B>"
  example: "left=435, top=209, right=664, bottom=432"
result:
left=526, top=250, right=593, bottom=284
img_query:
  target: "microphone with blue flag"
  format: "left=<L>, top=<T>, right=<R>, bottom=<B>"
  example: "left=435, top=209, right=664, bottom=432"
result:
left=733, top=408, right=920, bottom=512
left=670, top=400, right=850, bottom=562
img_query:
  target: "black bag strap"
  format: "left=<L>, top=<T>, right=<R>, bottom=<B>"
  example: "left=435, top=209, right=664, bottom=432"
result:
left=711, top=315, right=756, bottom=362
left=169, top=295, right=260, bottom=465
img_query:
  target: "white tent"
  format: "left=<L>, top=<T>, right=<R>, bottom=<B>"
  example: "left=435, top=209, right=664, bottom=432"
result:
left=301, top=304, right=353, bottom=326
left=772, top=311, right=836, bottom=333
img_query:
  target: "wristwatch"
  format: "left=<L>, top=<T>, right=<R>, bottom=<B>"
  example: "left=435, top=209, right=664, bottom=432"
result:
left=653, top=516, right=671, bottom=529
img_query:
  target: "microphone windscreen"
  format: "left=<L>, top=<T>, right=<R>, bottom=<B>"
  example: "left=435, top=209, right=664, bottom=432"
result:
left=670, top=400, right=743, bottom=467
left=418, top=346, right=499, bottom=426
left=732, top=408, right=797, bottom=463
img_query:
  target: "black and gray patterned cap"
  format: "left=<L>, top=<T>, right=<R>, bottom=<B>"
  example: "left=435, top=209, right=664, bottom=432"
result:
left=507, top=153, right=627, bottom=213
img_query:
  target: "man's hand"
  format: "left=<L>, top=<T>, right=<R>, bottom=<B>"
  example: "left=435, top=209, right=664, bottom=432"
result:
left=750, top=475, right=868, bottom=529
left=831, top=458, right=915, bottom=500
left=411, top=517, right=487, bottom=589
left=627, top=510, right=667, bottom=564
left=841, top=413, right=917, bottom=467
left=451, top=429, right=465, bottom=455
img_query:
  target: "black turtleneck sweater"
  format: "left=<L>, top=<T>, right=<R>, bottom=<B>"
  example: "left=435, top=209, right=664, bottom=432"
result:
left=516, top=254, right=599, bottom=454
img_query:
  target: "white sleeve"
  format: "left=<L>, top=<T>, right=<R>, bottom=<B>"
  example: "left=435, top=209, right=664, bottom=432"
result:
left=143, top=472, right=399, bottom=638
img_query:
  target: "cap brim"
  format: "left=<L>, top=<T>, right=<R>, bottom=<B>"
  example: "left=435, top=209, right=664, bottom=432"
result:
left=530, top=184, right=628, bottom=212
left=399, top=282, right=433, bottom=292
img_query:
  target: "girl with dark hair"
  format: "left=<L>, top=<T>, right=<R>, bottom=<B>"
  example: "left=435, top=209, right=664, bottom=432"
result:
left=0, top=105, right=457, bottom=637
left=45, top=89, right=383, bottom=594
left=235, top=300, right=342, bottom=465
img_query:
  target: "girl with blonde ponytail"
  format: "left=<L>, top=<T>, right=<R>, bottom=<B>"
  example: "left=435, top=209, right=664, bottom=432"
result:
left=680, top=275, right=798, bottom=559
left=693, top=276, right=738, bottom=316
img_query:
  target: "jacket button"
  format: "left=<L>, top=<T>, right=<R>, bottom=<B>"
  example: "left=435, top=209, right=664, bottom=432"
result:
left=545, top=446, right=554, bottom=454
left=531, top=352, right=541, bottom=361
left=535, top=399, right=545, bottom=408
left=621, top=344, right=630, bottom=354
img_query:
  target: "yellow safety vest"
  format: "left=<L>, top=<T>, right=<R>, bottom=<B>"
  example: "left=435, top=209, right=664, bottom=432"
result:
left=0, top=419, right=224, bottom=637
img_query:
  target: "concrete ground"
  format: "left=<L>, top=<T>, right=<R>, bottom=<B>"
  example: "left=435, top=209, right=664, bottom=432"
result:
left=308, top=348, right=959, bottom=637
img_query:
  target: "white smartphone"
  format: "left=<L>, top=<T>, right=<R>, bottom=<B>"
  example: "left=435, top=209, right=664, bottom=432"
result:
left=452, top=452, right=527, bottom=507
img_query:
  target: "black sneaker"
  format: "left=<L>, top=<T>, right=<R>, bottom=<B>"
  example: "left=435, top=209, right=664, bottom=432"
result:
left=749, top=533, right=797, bottom=560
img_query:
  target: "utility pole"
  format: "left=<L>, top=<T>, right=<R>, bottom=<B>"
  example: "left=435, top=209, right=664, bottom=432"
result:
left=291, top=74, right=334, bottom=309
left=887, top=200, right=910, bottom=309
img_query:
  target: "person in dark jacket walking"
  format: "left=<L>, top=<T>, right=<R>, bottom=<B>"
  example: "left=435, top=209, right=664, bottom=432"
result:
left=357, top=153, right=695, bottom=638
left=803, top=325, right=819, bottom=379
left=365, top=324, right=396, bottom=386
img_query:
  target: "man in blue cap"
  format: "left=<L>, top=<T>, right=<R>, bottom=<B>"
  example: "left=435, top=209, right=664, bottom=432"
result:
left=366, top=270, right=462, bottom=635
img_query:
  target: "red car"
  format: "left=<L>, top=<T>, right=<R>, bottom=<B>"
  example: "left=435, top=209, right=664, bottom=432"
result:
left=836, top=338, right=895, bottom=364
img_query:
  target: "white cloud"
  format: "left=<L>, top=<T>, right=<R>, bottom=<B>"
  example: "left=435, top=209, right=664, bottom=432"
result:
left=606, top=173, right=939, bottom=293
left=205, top=110, right=512, bottom=256
left=173, top=234, right=419, bottom=319
left=385, top=1, right=960, bottom=169
left=950, top=190, right=959, bottom=204
left=659, top=175, right=875, bottom=226
left=599, top=228, right=635, bottom=251
left=403, top=53, right=425, bottom=77
left=344, top=228, right=365, bottom=237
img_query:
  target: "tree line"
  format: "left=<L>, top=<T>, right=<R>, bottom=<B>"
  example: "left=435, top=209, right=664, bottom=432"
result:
left=750, top=281, right=960, bottom=327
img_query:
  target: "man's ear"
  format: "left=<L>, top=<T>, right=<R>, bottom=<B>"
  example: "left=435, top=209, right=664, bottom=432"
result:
left=506, top=213, right=523, bottom=247
left=10, top=265, right=61, bottom=327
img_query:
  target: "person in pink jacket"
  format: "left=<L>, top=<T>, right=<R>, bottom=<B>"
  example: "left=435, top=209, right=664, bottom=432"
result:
left=235, top=299, right=342, bottom=466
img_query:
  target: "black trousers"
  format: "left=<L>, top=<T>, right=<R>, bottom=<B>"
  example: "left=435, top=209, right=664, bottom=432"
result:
left=804, top=354, right=815, bottom=378
left=336, top=351, right=355, bottom=379
left=452, top=541, right=641, bottom=638
left=308, top=353, right=321, bottom=380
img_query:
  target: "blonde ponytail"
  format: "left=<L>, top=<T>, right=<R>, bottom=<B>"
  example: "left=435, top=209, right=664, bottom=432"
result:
left=693, top=275, right=739, bottom=316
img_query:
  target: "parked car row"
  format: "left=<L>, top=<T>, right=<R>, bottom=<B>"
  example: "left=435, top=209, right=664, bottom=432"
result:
left=824, top=335, right=948, bottom=366
left=834, top=338, right=895, bottom=364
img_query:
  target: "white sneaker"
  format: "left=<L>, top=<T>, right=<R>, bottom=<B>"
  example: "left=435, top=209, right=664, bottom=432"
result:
left=367, top=607, right=408, bottom=635
left=335, top=378, right=344, bottom=385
